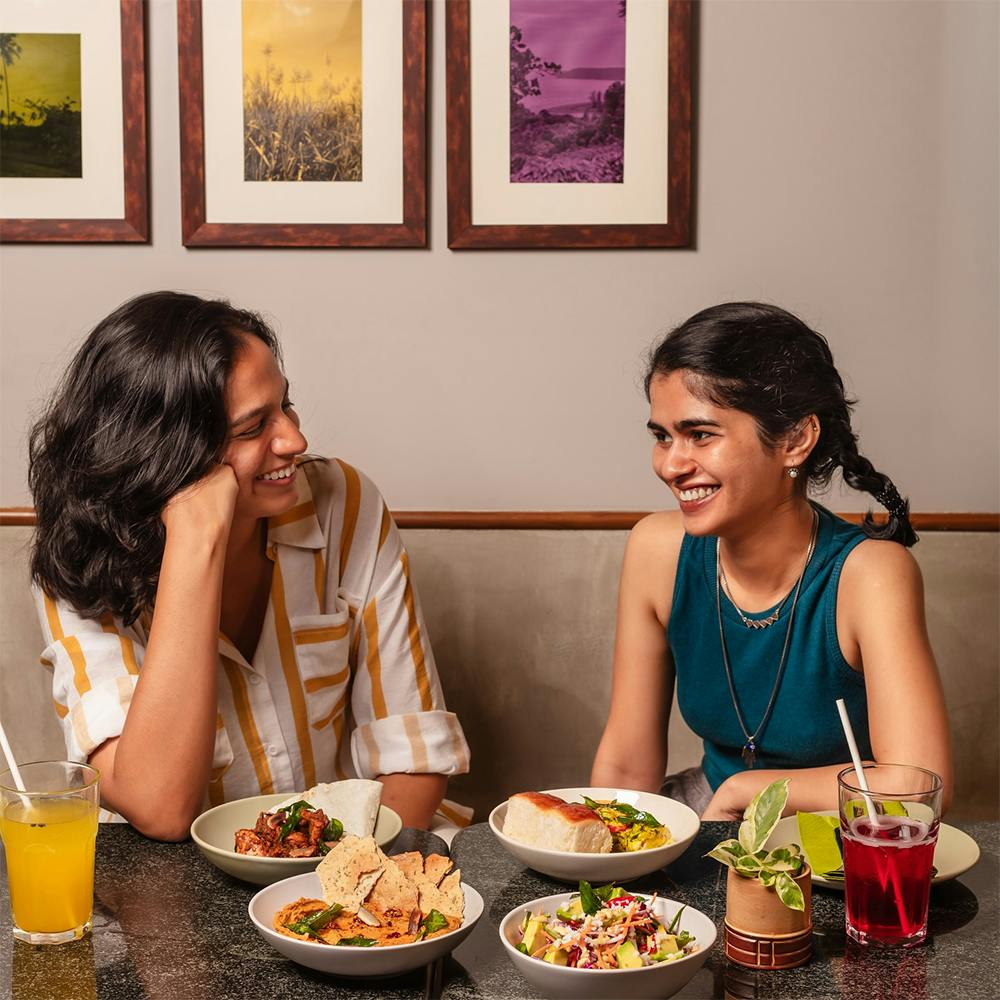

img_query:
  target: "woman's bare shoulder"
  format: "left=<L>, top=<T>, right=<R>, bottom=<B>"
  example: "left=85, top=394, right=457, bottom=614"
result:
left=628, top=510, right=687, bottom=556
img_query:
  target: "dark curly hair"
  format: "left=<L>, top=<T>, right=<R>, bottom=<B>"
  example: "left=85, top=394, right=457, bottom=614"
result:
left=29, top=291, right=283, bottom=624
left=645, top=301, right=917, bottom=546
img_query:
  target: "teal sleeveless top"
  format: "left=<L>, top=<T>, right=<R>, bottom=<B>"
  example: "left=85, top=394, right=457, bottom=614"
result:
left=668, top=503, right=872, bottom=791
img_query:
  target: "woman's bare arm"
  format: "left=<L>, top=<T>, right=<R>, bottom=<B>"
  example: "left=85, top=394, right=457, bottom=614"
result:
left=90, top=466, right=239, bottom=840
left=377, top=773, right=448, bottom=830
left=591, top=513, right=685, bottom=792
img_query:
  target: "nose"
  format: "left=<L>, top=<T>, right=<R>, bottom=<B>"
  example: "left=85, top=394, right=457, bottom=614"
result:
left=654, top=440, right=697, bottom=483
left=274, top=411, right=307, bottom=457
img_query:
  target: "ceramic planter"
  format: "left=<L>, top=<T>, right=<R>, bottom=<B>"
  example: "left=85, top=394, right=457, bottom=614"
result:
left=723, top=865, right=812, bottom=969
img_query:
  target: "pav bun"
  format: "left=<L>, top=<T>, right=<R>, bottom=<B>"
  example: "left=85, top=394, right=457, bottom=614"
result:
left=503, top=792, right=612, bottom=854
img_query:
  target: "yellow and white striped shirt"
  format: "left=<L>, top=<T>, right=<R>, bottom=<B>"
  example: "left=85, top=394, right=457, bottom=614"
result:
left=34, top=458, right=471, bottom=823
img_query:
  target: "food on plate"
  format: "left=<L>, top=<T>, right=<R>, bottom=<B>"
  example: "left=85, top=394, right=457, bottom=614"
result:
left=579, top=796, right=672, bottom=853
left=273, top=835, right=464, bottom=947
left=502, top=791, right=673, bottom=854
left=234, top=779, right=383, bottom=857
left=503, top=792, right=613, bottom=854
left=235, top=801, right=343, bottom=858
left=513, top=881, right=698, bottom=969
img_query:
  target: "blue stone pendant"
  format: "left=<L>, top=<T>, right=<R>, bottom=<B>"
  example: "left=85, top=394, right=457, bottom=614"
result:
left=741, top=741, right=757, bottom=768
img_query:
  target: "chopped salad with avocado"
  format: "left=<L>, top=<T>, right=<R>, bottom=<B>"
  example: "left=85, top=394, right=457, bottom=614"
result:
left=581, top=796, right=672, bottom=852
left=514, top=882, right=697, bottom=970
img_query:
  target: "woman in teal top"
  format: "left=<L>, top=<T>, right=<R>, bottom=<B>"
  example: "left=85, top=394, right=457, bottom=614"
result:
left=591, top=303, right=952, bottom=819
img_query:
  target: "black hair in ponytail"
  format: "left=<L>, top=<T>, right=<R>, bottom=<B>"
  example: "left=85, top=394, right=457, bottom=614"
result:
left=645, top=302, right=918, bottom=546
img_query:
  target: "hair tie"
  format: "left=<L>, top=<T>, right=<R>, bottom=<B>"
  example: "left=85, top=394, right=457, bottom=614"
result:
left=875, top=481, right=908, bottom=522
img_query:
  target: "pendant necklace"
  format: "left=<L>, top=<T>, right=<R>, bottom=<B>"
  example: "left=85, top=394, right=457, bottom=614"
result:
left=715, top=508, right=819, bottom=768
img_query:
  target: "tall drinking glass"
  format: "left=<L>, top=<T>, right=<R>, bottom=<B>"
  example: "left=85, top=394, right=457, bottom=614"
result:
left=837, top=764, right=942, bottom=947
left=0, top=761, right=100, bottom=945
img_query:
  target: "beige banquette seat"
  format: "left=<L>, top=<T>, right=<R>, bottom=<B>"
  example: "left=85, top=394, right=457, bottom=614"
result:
left=1, top=520, right=997, bottom=821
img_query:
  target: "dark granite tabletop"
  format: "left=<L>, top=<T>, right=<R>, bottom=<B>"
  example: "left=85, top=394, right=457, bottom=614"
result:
left=1, top=820, right=996, bottom=999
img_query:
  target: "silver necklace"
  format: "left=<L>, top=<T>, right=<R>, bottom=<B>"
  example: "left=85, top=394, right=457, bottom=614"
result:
left=718, top=561, right=787, bottom=628
left=715, top=509, right=819, bottom=768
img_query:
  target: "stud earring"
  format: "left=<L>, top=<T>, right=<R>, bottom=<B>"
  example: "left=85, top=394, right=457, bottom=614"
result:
left=787, top=467, right=800, bottom=479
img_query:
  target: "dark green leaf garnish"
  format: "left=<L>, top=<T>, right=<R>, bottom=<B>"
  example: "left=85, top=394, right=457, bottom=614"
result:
left=284, top=902, right=343, bottom=938
left=323, top=817, right=344, bottom=842
left=337, top=936, right=377, bottom=947
left=278, top=800, right=312, bottom=840
left=666, top=904, right=687, bottom=934
left=416, top=909, right=450, bottom=940
left=578, top=880, right=601, bottom=915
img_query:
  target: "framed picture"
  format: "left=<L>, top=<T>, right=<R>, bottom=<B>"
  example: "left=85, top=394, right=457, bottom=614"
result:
left=446, top=0, right=693, bottom=249
left=178, top=0, right=427, bottom=248
left=0, top=0, right=148, bottom=243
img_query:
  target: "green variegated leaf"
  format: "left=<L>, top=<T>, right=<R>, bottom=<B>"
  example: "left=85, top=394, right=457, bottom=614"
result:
left=774, top=871, right=805, bottom=911
left=762, top=843, right=805, bottom=872
left=758, top=870, right=779, bottom=888
left=735, top=854, right=763, bottom=873
left=738, top=779, right=790, bottom=854
left=705, top=840, right=745, bottom=868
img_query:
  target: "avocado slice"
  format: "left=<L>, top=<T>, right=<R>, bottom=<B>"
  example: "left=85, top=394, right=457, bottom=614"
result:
left=650, top=933, right=680, bottom=961
left=520, top=915, right=549, bottom=955
left=616, top=939, right=644, bottom=969
left=543, top=947, right=570, bottom=965
left=556, top=897, right=585, bottom=920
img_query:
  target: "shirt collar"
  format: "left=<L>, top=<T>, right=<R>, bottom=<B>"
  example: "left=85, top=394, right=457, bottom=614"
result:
left=266, top=461, right=325, bottom=551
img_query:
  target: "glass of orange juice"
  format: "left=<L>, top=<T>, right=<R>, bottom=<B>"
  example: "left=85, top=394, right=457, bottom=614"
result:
left=0, top=761, right=100, bottom=945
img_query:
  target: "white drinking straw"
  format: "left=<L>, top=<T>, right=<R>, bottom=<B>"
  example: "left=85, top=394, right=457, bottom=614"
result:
left=0, top=718, right=26, bottom=792
left=835, top=698, right=880, bottom=826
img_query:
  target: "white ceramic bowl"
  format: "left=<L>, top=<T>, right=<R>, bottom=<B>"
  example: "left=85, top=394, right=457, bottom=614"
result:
left=489, top=787, right=700, bottom=883
left=499, top=890, right=716, bottom=1000
left=191, top=793, right=402, bottom=886
left=248, top=871, right=483, bottom=977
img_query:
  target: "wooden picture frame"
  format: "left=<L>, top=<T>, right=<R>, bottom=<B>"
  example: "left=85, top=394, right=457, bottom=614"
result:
left=446, top=0, right=694, bottom=249
left=177, top=0, right=427, bottom=248
left=0, top=0, right=148, bottom=243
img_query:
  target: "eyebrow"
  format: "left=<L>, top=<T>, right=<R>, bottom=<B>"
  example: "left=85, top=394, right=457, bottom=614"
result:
left=229, top=378, right=289, bottom=429
left=647, top=417, right=722, bottom=433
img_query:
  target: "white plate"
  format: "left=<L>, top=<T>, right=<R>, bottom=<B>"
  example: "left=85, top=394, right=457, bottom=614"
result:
left=498, top=890, right=715, bottom=1000
left=489, top=787, right=700, bottom=883
left=765, top=811, right=981, bottom=889
left=191, top=793, right=402, bottom=886
left=249, top=871, right=483, bottom=977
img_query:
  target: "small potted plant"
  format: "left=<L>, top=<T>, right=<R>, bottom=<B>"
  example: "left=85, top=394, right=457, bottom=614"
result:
left=706, top=778, right=812, bottom=969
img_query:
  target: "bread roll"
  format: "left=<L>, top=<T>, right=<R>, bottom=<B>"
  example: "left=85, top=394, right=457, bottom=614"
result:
left=503, top=792, right=612, bottom=853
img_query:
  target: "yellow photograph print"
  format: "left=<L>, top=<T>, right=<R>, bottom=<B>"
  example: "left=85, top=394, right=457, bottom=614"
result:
left=241, top=0, right=362, bottom=183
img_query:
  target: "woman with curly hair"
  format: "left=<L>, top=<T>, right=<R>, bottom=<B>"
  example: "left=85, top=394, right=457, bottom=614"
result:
left=30, top=291, right=469, bottom=840
left=591, top=302, right=952, bottom=819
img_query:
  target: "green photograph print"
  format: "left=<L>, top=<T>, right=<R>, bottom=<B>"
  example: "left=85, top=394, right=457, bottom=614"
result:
left=0, top=32, right=82, bottom=178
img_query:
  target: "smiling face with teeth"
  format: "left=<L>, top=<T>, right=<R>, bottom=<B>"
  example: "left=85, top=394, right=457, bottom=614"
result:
left=647, top=371, right=804, bottom=538
left=223, top=334, right=308, bottom=523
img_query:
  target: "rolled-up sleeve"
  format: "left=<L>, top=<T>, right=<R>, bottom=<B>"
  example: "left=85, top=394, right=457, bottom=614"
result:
left=348, top=508, right=470, bottom=780
left=33, top=587, right=144, bottom=763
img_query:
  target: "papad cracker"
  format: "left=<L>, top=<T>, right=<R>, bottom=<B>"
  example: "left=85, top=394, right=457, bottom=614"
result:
left=422, top=854, right=453, bottom=887
left=390, top=851, right=425, bottom=882
left=417, top=867, right=464, bottom=919
left=366, top=854, right=419, bottom=923
left=317, top=835, right=384, bottom=912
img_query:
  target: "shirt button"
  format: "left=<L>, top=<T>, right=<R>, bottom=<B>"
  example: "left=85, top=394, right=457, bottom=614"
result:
left=266, top=745, right=280, bottom=757
left=248, top=674, right=261, bottom=685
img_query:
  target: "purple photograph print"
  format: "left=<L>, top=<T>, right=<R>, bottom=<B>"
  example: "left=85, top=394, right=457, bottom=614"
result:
left=509, top=0, right=626, bottom=184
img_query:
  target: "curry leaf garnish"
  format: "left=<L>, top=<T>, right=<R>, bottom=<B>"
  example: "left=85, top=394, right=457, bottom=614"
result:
left=337, top=936, right=377, bottom=947
left=285, top=902, right=343, bottom=938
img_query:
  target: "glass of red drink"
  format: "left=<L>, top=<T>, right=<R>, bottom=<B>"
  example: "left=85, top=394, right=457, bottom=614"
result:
left=837, top=764, right=943, bottom=948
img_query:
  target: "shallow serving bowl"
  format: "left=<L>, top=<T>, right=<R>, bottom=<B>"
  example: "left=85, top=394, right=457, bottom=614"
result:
left=191, top=793, right=402, bottom=886
left=489, top=787, right=700, bottom=883
left=249, top=871, right=483, bottom=977
left=499, top=889, right=715, bottom=1000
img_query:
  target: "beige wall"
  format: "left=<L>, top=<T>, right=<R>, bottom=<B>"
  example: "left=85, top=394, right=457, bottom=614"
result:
left=0, top=0, right=997, bottom=513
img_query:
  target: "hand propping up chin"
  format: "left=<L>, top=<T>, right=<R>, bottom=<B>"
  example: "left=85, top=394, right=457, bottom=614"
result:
left=161, top=463, right=239, bottom=542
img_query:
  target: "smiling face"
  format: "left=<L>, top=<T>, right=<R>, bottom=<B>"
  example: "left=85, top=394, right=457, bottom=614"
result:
left=647, top=371, right=800, bottom=537
left=222, top=333, right=308, bottom=522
